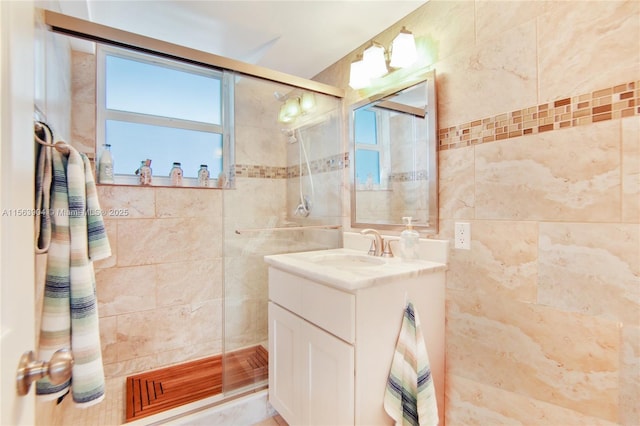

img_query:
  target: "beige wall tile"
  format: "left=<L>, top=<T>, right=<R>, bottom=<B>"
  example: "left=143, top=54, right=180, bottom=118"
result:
left=225, top=255, right=269, bottom=300
left=447, top=290, right=620, bottom=421
left=447, top=220, right=538, bottom=302
left=475, top=120, right=621, bottom=221
left=224, top=298, right=258, bottom=351
left=94, top=219, right=117, bottom=269
left=224, top=178, right=287, bottom=225
left=439, top=146, right=475, bottom=220
left=446, top=374, right=619, bottom=426
left=236, top=124, right=286, bottom=167
left=116, top=310, right=157, bottom=361
left=116, top=305, right=192, bottom=361
left=96, top=265, right=156, bottom=316
left=99, top=315, right=118, bottom=365
left=71, top=51, right=95, bottom=105
left=538, top=222, right=640, bottom=325
left=156, top=259, right=222, bottom=306
left=189, top=299, right=223, bottom=347
left=96, top=185, right=155, bottom=218
left=155, top=187, right=222, bottom=218
left=475, top=0, right=546, bottom=45
left=117, top=217, right=222, bottom=266
left=622, top=116, right=640, bottom=223
left=620, top=325, right=640, bottom=425
left=539, top=1, right=640, bottom=101
left=437, top=21, right=537, bottom=128
left=103, top=353, right=158, bottom=379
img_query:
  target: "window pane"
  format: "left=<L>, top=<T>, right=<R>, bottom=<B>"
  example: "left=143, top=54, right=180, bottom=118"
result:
left=355, top=149, right=380, bottom=185
left=106, top=55, right=221, bottom=124
left=106, top=120, right=223, bottom=178
left=355, top=108, right=377, bottom=145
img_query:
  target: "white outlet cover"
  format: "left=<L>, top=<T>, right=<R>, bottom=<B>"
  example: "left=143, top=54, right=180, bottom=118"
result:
left=454, top=222, right=471, bottom=250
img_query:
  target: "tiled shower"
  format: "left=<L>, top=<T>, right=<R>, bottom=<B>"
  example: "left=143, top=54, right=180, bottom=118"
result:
left=37, top=38, right=343, bottom=423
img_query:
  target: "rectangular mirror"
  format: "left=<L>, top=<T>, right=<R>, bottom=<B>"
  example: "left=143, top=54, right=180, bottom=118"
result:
left=350, top=70, right=438, bottom=233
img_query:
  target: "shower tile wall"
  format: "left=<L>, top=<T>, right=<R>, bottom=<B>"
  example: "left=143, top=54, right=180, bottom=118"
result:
left=66, top=59, right=292, bottom=379
left=316, top=1, right=639, bottom=425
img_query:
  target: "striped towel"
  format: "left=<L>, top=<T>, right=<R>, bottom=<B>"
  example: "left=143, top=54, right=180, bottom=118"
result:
left=37, top=145, right=111, bottom=407
left=384, top=302, right=438, bottom=426
left=35, top=126, right=53, bottom=254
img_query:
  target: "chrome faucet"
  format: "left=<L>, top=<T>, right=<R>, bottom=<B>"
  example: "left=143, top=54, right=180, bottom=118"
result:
left=360, top=229, right=384, bottom=256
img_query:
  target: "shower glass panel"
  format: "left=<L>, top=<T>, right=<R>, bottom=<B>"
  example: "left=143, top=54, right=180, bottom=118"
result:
left=222, top=74, right=343, bottom=396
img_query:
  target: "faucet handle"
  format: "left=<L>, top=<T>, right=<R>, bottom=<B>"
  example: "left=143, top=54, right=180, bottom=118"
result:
left=382, top=240, right=394, bottom=258
left=367, top=239, right=377, bottom=256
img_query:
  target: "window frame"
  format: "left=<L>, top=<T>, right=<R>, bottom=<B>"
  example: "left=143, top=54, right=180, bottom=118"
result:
left=96, top=44, right=235, bottom=188
left=354, top=106, right=390, bottom=190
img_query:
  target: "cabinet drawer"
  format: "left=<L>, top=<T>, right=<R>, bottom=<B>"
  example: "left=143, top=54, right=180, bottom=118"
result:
left=269, top=267, right=355, bottom=343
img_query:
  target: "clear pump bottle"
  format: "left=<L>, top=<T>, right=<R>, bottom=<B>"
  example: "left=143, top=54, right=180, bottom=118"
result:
left=399, top=216, right=420, bottom=260
left=98, top=144, right=114, bottom=184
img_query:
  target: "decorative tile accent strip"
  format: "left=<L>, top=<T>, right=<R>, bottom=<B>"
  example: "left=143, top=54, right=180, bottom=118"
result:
left=389, top=170, right=428, bottom=182
left=234, top=164, right=287, bottom=179
left=439, top=80, right=639, bottom=150
left=235, top=153, right=348, bottom=179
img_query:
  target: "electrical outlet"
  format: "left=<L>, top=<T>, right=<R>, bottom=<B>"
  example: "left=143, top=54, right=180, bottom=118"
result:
left=454, top=222, right=471, bottom=250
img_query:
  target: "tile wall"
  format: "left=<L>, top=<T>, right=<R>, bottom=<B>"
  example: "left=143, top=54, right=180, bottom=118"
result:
left=315, top=0, right=639, bottom=424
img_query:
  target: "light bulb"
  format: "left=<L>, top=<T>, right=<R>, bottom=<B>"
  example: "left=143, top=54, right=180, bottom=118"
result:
left=300, top=92, right=316, bottom=112
left=390, top=29, right=417, bottom=68
left=284, top=97, right=301, bottom=118
left=363, top=43, right=388, bottom=79
left=349, top=58, right=370, bottom=89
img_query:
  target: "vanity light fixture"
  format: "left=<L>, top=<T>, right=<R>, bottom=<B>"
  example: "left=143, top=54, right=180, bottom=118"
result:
left=349, top=27, right=418, bottom=89
left=363, top=42, right=388, bottom=79
left=389, top=27, right=417, bottom=68
left=300, top=92, right=316, bottom=112
left=348, top=56, right=371, bottom=90
left=277, top=91, right=316, bottom=123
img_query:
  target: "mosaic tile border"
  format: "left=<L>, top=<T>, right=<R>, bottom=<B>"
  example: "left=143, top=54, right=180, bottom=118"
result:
left=389, top=170, right=428, bottom=182
left=235, top=153, right=348, bottom=179
left=439, top=80, right=639, bottom=150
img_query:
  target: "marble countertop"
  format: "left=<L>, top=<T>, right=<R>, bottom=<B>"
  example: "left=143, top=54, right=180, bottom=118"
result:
left=264, top=248, right=447, bottom=292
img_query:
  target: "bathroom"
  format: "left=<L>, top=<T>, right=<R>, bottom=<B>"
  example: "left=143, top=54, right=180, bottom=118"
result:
left=1, top=1, right=638, bottom=425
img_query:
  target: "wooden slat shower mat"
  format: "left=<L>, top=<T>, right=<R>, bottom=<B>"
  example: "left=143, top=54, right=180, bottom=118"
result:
left=125, top=345, right=268, bottom=422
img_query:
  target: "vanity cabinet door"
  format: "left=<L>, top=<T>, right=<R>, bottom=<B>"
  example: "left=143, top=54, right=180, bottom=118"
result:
left=302, top=321, right=355, bottom=426
left=268, top=302, right=302, bottom=425
left=269, top=301, right=355, bottom=426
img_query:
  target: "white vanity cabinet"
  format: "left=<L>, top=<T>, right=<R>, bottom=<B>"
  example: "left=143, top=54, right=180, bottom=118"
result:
left=266, top=258, right=446, bottom=426
left=269, top=302, right=355, bottom=425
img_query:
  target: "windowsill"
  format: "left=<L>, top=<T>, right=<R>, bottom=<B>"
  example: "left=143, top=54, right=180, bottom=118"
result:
left=97, top=175, right=229, bottom=189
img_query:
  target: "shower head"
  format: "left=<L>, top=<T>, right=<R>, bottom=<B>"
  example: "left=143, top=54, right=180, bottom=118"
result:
left=281, top=128, right=297, bottom=143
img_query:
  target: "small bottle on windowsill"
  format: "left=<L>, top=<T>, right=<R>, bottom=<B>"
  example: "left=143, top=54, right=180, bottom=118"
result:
left=169, top=162, right=183, bottom=187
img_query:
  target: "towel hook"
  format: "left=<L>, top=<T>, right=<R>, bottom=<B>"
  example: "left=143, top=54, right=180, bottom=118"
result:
left=34, top=121, right=70, bottom=155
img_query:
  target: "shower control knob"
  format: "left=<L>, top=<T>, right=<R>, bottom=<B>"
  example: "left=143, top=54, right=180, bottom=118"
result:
left=16, top=348, right=74, bottom=396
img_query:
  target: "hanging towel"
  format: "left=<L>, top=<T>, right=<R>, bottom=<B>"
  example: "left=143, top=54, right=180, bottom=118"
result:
left=34, top=126, right=53, bottom=254
left=37, top=145, right=111, bottom=407
left=384, top=302, right=438, bottom=426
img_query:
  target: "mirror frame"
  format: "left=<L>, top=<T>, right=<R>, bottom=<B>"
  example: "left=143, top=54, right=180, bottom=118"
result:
left=349, top=70, right=438, bottom=234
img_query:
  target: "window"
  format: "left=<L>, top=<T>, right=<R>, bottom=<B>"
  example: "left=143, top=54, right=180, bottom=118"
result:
left=354, top=107, right=389, bottom=189
left=97, top=46, right=234, bottom=187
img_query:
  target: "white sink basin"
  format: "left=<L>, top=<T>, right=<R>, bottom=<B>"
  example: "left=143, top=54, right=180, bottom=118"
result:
left=264, top=248, right=447, bottom=291
left=308, top=253, right=385, bottom=269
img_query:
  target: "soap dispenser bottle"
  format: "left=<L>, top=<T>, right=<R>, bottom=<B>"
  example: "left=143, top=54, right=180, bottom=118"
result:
left=400, top=216, right=420, bottom=260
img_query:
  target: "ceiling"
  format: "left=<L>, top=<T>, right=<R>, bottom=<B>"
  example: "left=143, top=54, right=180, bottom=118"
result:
left=54, top=0, right=427, bottom=80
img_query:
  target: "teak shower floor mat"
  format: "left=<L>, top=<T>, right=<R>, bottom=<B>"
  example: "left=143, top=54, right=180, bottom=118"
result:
left=125, top=345, right=268, bottom=422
